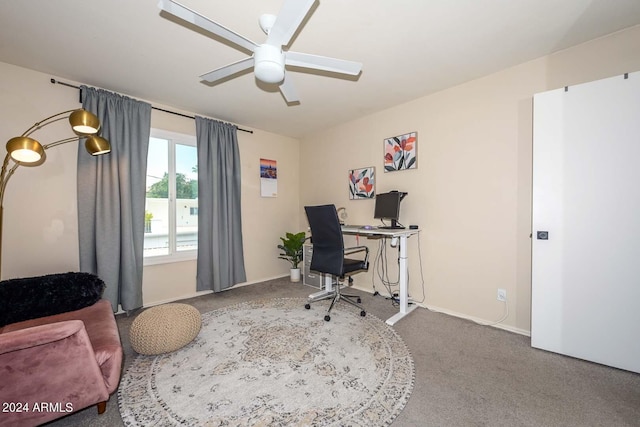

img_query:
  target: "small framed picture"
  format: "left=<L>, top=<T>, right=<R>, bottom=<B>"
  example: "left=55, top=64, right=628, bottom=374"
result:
left=384, top=132, right=417, bottom=172
left=260, top=158, right=277, bottom=197
left=349, top=167, right=375, bottom=200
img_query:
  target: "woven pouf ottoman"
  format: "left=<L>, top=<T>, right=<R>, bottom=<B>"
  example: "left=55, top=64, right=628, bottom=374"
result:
left=130, top=303, right=202, bottom=355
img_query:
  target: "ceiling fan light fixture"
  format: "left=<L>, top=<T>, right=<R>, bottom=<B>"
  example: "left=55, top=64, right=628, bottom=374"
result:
left=254, top=44, right=285, bottom=84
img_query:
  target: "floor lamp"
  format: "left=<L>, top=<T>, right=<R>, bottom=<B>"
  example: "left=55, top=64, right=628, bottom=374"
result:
left=0, top=109, right=111, bottom=279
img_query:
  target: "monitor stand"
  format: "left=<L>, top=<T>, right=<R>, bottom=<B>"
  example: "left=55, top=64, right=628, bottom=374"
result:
left=379, top=219, right=405, bottom=229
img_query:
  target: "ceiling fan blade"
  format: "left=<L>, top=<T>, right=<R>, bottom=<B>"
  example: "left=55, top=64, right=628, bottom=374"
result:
left=266, top=0, right=316, bottom=47
left=158, top=0, right=258, bottom=53
left=279, top=73, right=300, bottom=103
left=200, top=57, right=255, bottom=83
left=285, top=51, right=362, bottom=76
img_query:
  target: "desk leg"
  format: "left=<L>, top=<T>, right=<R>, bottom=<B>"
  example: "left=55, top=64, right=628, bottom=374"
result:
left=386, top=235, right=417, bottom=325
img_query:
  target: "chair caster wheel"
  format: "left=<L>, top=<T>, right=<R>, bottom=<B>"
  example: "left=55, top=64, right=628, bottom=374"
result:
left=305, top=304, right=311, bottom=309
left=360, top=311, right=366, bottom=317
left=324, top=315, right=331, bottom=321
left=357, top=298, right=362, bottom=303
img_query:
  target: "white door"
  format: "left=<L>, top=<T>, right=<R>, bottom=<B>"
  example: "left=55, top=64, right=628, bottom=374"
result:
left=531, top=73, right=640, bottom=373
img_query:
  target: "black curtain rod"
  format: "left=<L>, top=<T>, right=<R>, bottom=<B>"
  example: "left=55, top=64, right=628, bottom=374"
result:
left=50, top=78, right=253, bottom=134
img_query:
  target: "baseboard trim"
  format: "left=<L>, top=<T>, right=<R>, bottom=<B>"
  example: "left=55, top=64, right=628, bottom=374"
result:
left=422, top=304, right=531, bottom=337
left=141, top=290, right=214, bottom=309
left=137, top=278, right=531, bottom=337
left=232, top=274, right=290, bottom=288
left=140, top=274, right=290, bottom=309
left=349, top=284, right=531, bottom=337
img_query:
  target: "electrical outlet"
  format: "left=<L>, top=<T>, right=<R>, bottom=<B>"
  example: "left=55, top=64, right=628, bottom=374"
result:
left=497, top=288, right=507, bottom=301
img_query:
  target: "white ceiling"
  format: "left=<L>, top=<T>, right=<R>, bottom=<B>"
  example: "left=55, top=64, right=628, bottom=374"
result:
left=1, top=0, right=639, bottom=138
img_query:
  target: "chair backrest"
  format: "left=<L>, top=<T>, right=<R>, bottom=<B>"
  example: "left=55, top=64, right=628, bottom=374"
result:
left=304, top=204, right=345, bottom=277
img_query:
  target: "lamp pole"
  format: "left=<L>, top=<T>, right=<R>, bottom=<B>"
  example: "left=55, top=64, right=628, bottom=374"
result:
left=0, top=153, right=17, bottom=280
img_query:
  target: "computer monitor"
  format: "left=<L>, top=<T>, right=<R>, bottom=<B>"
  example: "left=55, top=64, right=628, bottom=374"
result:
left=374, top=191, right=407, bottom=229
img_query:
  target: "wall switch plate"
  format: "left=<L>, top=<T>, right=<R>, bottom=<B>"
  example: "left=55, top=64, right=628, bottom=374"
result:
left=497, top=288, right=507, bottom=301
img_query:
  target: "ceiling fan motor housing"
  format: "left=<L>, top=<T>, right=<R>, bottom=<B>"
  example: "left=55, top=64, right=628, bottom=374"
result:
left=254, top=44, right=285, bottom=84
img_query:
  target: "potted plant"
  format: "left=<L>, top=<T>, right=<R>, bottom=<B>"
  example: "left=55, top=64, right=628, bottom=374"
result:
left=277, top=231, right=306, bottom=282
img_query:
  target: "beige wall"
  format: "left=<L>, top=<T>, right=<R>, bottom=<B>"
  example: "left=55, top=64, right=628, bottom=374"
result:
left=299, top=25, right=640, bottom=334
left=0, top=62, right=300, bottom=305
left=0, top=63, right=81, bottom=278
left=2, top=24, right=639, bottom=329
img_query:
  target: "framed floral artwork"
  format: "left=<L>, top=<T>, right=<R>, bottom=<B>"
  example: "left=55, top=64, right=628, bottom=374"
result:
left=384, top=132, right=417, bottom=172
left=348, top=167, right=375, bottom=200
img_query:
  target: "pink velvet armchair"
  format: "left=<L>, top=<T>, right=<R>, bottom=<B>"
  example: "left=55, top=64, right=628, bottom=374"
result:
left=0, top=273, right=123, bottom=427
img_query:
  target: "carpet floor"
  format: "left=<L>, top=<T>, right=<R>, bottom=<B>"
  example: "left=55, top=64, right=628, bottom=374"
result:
left=47, top=277, right=640, bottom=426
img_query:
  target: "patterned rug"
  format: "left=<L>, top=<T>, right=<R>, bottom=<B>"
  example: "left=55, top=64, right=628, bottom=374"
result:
left=118, top=298, right=414, bottom=426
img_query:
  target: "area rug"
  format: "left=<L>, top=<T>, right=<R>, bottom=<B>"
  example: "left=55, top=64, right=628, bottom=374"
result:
left=118, top=298, right=414, bottom=426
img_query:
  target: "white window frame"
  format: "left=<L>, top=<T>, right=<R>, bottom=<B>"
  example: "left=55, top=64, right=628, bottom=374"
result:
left=144, top=128, right=198, bottom=266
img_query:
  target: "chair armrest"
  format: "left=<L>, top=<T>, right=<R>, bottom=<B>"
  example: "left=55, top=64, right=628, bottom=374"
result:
left=345, top=245, right=369, bottom=256
left=0, top=321, right=110, bottom=425
left=345, top=245, right=370, bottom=265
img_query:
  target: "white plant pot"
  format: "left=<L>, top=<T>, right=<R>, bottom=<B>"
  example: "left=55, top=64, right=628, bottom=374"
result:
left=290, top=268, right=301, bottom=282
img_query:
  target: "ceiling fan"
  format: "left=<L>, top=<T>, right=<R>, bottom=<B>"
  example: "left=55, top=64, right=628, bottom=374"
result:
left=158, top=0, right=362, bottom=104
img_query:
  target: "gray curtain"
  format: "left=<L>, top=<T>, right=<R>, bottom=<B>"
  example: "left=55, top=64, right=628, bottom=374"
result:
left=77, top=86, right=151, bottom=311
left=195, top=116, right=246, bottom=292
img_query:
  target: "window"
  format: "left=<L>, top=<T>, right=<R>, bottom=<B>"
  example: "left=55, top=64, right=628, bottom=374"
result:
left=144, top=129, right=198, bottom=263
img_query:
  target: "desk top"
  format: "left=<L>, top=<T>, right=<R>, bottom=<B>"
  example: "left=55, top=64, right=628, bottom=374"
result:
left=341, top=225, right=419, bottom=237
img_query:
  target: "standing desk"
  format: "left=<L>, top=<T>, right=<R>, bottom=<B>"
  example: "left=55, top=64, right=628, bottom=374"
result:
left=308, top=225, right=420, bottom=326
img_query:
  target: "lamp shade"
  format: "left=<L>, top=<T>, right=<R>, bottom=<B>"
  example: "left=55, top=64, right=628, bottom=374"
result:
left=69, top=109, right=100, bottom=135
left=85, top=135, right=111, bottom=156
left=6, top=136, right=44, bottom=163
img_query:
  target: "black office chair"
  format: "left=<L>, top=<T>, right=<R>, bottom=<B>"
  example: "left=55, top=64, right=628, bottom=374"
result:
left=304, top=204, right=369, bottom=321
